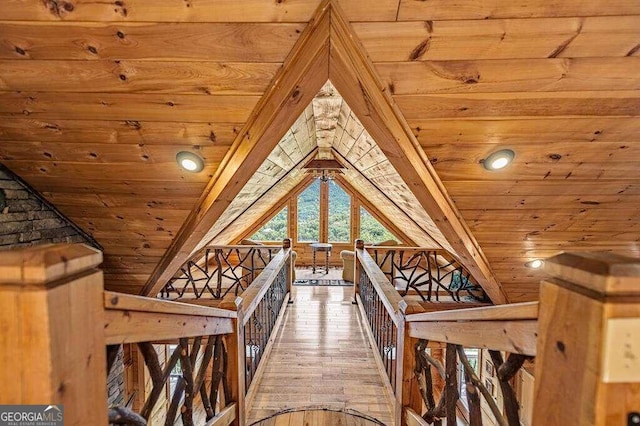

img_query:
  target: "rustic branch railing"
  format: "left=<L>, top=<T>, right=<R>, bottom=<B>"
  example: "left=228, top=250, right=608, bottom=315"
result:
left=402, top=302, right=538, bottom=426
left=104, top=292, right=241, bottom=426
left=0, top=244, right=246, bottom=426
left=367, top=247, right=489, bottom=303
left=412, top=340, right=531, bottom=426
left=160, top=245, right=281, bottom=300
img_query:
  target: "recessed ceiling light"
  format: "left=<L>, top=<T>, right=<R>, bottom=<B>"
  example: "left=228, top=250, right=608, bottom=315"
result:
left=527, top=259, right=543, bottom=269
left=483, top=149, right=515, bottom=171
left=176, top=151, right=204, bottom=173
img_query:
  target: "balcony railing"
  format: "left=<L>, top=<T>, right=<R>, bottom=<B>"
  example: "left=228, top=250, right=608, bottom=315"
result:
left=367, top=246, right=489, bottom=303
left=2, top=242, right=639, bottom=425
left=160, top=245, right=281, bottom=300
left=0, top=240, right=294, bottom=426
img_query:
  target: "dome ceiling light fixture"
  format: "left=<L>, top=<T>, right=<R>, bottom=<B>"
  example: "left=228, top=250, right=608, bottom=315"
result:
left=176, top=151, right=205, bottom=173
left=526, top=259, right=544, bottom=269
left=482, top=149, right=515, bottom=171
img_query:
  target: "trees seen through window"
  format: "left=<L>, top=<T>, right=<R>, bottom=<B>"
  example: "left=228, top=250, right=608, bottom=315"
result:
left=251, top=207, right=288, bottom=241
left=359, top=207, right=398, bottom=244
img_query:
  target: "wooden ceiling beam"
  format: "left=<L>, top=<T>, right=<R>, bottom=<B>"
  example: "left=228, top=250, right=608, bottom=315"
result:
left=140, top=0, right=332, bottom=296
left=327, top=1, right=508, bottom=304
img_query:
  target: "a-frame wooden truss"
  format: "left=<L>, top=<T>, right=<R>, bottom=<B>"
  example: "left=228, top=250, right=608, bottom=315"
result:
left=142, top=0, right=508, bottom=304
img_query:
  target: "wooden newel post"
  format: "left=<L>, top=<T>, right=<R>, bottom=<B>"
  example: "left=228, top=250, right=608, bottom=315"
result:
left=353, top=239, right=365, bottom=304
left=533, top=252, right=640, bottom=425
left=0, top=244, right=108, bottom=425
left=396, top=300, right=424, bottom=426
left=283, top=238, right=294, bottom=304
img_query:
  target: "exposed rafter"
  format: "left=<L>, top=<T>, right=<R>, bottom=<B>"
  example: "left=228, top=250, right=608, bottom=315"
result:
left=327, top=1, right=508, bottom=303
left=140, top=1, right=331, bottom=296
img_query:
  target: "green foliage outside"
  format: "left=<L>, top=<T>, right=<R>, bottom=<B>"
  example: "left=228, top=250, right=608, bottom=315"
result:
left=251, top=207, right=288, bottom=241
left=328, top=180, right=350, bottom=242
left=250, top=179, right=399, bottom=244
left=297, top=180, right=320, bottom=241
left=359, top=207, right=398, bottom=244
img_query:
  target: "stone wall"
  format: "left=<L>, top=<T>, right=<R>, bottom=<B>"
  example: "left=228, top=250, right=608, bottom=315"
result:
left=0, top=165, right=122, bottom=405
left=0, top=165, right=98, bottom=249
left=107, top=347, right=125, bottom=407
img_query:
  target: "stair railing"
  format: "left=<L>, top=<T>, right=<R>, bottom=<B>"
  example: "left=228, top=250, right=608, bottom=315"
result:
left=399, top=251, right=640, bottom=426
left=0, top=239, right=294, bottom=426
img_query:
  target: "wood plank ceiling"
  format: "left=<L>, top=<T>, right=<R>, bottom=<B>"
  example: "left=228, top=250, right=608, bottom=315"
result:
left=1, top=0, right=639, bottom=302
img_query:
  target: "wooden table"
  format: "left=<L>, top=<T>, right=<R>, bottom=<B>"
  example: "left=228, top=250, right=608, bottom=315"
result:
left=310, top=243, right=332, bottom=274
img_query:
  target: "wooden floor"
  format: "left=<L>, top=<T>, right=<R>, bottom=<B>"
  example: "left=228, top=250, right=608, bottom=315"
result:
left=250, top=409, right=384, bottom=425
left=246, top=273, right=394, bottom=425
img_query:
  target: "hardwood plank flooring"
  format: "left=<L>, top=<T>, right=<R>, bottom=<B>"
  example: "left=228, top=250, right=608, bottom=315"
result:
left=246, top=285, right=394, bottom=426
left=250, top=409, right=384, bottom=426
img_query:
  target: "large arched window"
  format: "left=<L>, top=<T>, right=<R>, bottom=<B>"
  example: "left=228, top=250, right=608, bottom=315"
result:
left=296, top=179, right=353, bottom=243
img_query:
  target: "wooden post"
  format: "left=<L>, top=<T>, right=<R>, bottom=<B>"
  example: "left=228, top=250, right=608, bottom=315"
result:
left=533, top=252, right=640, bottom=425
left=283, top=238, right=294, bottom=304
left=0, top=244, right=108, bottom=425
left=220, top=297, right=246, bottom=426
left=397, top=301, right=425, bottom=426
left=444, top=344, right=459, bottom=426
left=353, top=239, right=364, bottom=304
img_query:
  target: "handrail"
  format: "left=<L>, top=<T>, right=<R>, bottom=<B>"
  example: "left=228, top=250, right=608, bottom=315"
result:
left=408, top=319, right=538, bottom=356
left=105, top=291, right=238, bottom=318
left=241, top=247, right=290, bottom=324
left=356, top=246, right=404, bottom=325
left=406, top=301, right=538, bottom=323
left=103, top=291, right=237, bottom=345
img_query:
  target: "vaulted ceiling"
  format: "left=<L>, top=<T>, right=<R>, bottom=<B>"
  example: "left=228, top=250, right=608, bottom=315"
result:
left=1, top=0, right=639, bottom=304
left=208, top=81, right=445, bottom=250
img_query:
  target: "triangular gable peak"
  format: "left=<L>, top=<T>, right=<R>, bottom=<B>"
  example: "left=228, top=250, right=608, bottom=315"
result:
left=142, top=0, right=508, bottom=304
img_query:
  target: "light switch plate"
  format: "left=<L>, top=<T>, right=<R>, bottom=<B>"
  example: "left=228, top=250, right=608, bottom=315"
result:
left=602, top=318, right=640, bottom=383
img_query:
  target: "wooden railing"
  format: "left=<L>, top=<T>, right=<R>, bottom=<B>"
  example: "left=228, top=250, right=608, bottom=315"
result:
left=0, top=240, right=294, bottom=426
left=403, top=303, right=537, bottom=426
left=161, top=245, right=281, bottom=300
left=398, top=252, right=640, bottom=426
left=4, top=243, right=639, bottom=425
left=354, top=239, right=404, bottom=395
left=354, top=239, right=640, bottom=426
left=237, top=243, right=291, bottom=392
left=104, top=292, right=239, bottom=425
left=367, top=246, right=488, bottom=303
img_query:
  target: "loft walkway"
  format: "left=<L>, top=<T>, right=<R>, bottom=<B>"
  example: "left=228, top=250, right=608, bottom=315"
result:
left=246, top=271, right=395, bottom=425
left=251, top=408, right=384, bottom=425
left=4, top=242, right=638, bottom=425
